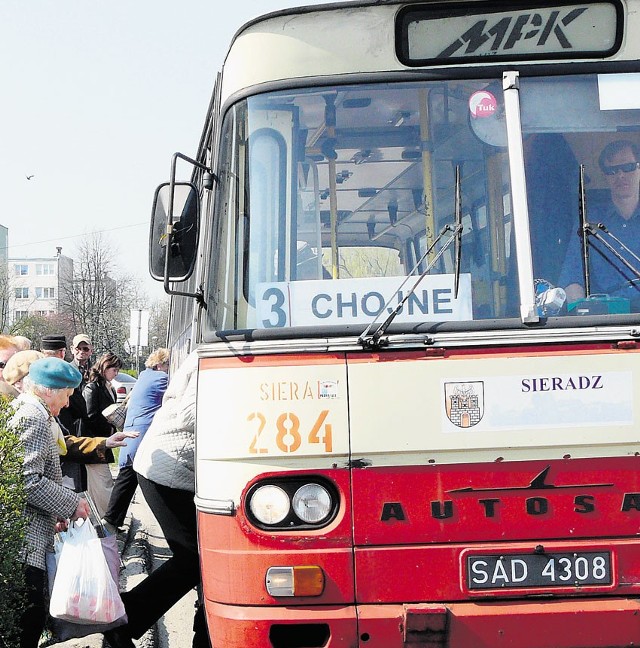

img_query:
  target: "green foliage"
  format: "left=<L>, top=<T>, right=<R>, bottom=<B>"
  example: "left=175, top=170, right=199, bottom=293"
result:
left=119, top=368, right=138, bottom=379
left=9, top=312, right=74, bottom=350
left=0, top=397, right=27, bottom=648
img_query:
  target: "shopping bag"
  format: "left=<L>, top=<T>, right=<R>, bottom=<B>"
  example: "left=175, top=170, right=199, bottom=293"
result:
left=47, top=532, right=126, bottom=640
left=102, top=402, right=127, bottom=431
left=48, top=518, right=126, bottom=629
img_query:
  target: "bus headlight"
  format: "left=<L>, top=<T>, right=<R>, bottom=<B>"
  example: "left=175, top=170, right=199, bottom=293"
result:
left=292, top=483, right=332, bottom=524
left=245, top=477, right=339, bottom=530
left=248, top=485, right=290, bottom=525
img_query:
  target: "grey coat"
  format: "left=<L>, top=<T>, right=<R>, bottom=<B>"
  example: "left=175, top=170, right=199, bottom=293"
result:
left=11, top=398, right=81, bottom=570
left=133, top=351, right=197, bottom=493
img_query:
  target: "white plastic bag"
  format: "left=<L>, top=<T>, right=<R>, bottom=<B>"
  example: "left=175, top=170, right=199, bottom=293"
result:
left=49, top=518, right=125, bottom=624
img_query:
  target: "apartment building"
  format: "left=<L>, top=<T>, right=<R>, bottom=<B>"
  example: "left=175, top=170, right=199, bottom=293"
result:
left=8, top=247, right=73, bottom=325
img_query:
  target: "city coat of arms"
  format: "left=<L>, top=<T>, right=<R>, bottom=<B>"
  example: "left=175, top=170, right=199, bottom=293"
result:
left=444, top=381, right=484, bottom=428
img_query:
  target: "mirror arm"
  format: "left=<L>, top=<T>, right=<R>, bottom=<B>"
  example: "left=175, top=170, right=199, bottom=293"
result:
left=170, top=151, right=212, bottom=175
left=161, top=152, right=212, bottom=304
left=162, top=278, right=206, bottom=306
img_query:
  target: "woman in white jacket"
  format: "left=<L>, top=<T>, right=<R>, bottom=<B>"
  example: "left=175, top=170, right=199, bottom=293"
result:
left=104, top=351, right=209, bottom=648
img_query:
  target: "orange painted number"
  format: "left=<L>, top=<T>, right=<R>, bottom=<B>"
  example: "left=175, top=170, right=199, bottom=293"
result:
left=308, top=410, right=332, bottom=452
left=248, top=412, right=268, bottom=454
left=276, top=412, right=302, bottom=453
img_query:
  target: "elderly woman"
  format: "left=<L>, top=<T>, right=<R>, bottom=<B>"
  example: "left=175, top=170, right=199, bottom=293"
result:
left=102, top=348, right=169, bottom=534
left=83, top=352, right=123, bottom=517
left=5, top=350, right=139, bottom=491
left=10, top=357, right=90, bottom=648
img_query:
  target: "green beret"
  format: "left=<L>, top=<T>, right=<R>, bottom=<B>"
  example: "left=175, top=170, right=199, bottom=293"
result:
left=28, top=357, right=82, bottom=389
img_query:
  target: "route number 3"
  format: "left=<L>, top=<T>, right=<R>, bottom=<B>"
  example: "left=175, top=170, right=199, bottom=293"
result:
left=248, top=409, right=333, bottom=454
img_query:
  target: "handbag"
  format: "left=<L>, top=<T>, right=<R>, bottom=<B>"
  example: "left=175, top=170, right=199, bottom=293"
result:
left=102, top=401, right=127, bottom=431
left=48, top=517, right=126, bottom=637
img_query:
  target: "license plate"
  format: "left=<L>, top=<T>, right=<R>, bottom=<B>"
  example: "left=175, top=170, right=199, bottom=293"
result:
left=467, top=551, right=611, bottom=590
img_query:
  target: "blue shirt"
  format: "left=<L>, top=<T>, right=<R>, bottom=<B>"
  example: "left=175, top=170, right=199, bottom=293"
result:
left=119, top=367, right=168, bottom=467
left=560, top=197, right=640, bottom=301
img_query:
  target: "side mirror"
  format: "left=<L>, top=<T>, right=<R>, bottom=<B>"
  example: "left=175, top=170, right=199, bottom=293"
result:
left=149, top=182, right=200, bottom=282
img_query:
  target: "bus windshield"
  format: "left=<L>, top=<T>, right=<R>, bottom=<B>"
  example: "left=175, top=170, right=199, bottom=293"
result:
left=206, top=72, right=640, bottom=334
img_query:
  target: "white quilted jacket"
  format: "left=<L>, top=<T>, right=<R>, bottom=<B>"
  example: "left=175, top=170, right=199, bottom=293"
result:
left=133, top=351, right=198, bottom=492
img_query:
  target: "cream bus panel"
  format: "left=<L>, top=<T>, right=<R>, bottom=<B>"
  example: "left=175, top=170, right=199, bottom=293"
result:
left=222, top=6, right=399, bottom=104
left=196, top=360, right=349, bottom=502
left=197, top=362, right=349, bottom=459
left=221, top=3, right=640, bottom=106
left=348, top=352, right=639, bottom=464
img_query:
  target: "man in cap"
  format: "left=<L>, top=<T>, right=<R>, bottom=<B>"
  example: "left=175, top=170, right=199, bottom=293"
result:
left=40, top=334, right=67, bottom=359
left=58, top=334, right=92, bottom=438
left=70, top=334, right=93, bottom=384
left=38, top=336, right=90, bottom=489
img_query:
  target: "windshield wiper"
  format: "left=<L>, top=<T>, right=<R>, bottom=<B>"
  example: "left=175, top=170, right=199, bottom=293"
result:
left=359, top=164, right=464, bottom=348
left=453, top=164, right=463, bottom=299
left=584, top=222, right=640, bottom=291
left=576, top=164, right=640, bottom=294
left=578, top=164, right=592, bottom=296
left=358, top=223, right=462, bottom=347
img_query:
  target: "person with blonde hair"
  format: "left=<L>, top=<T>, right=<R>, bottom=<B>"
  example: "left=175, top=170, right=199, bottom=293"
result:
left=4, top=349, right=44, bottom=393
left=0, top=334, right=20, bottom=397
left=102, top=348, right=170, bottom=534
left=12, top=335, right=32, bottom=351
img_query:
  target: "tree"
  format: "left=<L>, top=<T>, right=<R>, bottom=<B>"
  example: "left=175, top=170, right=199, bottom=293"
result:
left=0, top=266, right=11, bottom=333
left=9, top=312, right=74, bottom=348
left=148, top=298, right=169, bottom=348
left=323, top=246, right=403, bottom=279
left=0, top=398, right=27, bottom=648
left=59, top=233, right=142, bottom=362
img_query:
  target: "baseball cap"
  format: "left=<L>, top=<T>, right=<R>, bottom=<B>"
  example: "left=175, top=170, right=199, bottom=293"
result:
left=72, top=334, right=92, bottom=348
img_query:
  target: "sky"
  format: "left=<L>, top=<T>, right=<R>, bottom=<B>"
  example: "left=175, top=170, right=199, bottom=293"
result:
left=0, top=0, right=326, bottom=303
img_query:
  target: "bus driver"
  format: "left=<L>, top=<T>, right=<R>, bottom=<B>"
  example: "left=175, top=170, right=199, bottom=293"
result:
left=561, top=140, right=640, bottom=307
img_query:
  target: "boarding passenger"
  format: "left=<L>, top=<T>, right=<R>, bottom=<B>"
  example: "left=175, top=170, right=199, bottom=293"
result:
left=101, top=348, right=170, bottom=534
left=104, top=351, right=210, bottom=648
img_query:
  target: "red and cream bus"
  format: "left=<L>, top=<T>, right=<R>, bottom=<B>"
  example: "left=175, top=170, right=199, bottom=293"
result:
left=149, top=1, right=640, bottom=646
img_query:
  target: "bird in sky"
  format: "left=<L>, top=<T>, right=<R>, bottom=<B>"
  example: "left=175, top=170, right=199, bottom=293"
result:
left=26, top=174, right=34, bottom=180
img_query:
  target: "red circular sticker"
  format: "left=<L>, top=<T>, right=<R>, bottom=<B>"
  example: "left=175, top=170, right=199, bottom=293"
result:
left=469, top=91, right=497, bottom=118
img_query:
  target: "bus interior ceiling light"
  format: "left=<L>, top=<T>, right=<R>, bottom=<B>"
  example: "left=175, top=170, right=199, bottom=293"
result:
left=390, top=111, right=411, bottom=127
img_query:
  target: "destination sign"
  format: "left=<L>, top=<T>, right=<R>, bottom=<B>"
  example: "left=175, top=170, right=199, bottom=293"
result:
left=255, top=274, right=472, bottom=329
left=396, top=2, right=621, bottom=65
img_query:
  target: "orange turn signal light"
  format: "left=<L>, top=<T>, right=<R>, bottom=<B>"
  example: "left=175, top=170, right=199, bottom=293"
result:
left=266, top=566, right=325, bottom=597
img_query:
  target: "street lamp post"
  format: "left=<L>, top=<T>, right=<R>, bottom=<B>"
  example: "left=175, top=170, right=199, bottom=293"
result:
left=129, top=309, right=150, bottom=375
